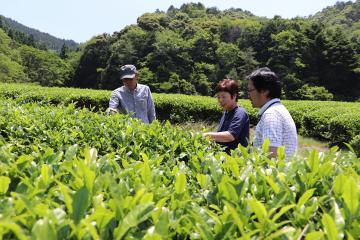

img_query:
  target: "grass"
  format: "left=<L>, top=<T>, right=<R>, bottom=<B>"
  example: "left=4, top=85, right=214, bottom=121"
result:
left=174, top=121, right=329, bottom=157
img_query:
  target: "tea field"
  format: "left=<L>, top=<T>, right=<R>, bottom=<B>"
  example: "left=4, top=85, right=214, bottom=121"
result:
left=0, top=84, right=359, bottom=239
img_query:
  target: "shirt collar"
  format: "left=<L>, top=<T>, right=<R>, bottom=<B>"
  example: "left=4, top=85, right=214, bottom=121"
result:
left=124, top=84, right=139, bottom=92
left=258, top=98, right=280, bottom=115
left=224, top=105, right=238, bottom=114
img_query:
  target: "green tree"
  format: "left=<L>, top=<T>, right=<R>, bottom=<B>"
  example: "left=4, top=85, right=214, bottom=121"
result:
left=0, top=54, right=29, bottom=82
left=59, top=43, right=69, bottom=59
left=137, top=12, right=167, bottom=32
left=168, top=72, right=196, bottom=94
left=293, top=84, right=334, bottom=100
left=71, top=34, right=111, bottom=88
left=19, top=45, right=71, bottom=86
left=146, top=30, right=192, bottom=82
left=267, top=29, right=308, bottom=95
left=304, top=27, right=360, bottom=99
left=101, top=25, right=152, bottom=89
left=190, top=30, right=218, bottom=63
left=253, top=16, right=289, bottom=65
left=137, top=67, right=155, bottom=88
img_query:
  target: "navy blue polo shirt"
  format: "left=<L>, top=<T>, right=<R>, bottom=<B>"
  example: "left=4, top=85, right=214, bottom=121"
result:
left=217, top=106, right=249, bottom=153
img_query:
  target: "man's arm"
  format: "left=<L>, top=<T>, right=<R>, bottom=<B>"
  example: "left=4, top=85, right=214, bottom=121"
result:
left=203, top=131, right=235, bottom=142
left=108, top=91, right=120, bottom=114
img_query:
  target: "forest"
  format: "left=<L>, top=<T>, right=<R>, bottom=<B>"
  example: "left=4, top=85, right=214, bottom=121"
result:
left=0, top=1, right=359, bottom=101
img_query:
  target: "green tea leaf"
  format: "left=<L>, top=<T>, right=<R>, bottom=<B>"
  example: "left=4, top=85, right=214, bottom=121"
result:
left=84, top=147, right=97, bottom=167
left=0, top=176, right=11, bottom=194
left=305, top=231, right=324, bottom=240
left=196, top=173, right=207, bottom=189
left=297, top=188, right=316, bottom=211
left=57, top=181, right=73, bottom=214
left=64, top=144, right=78, bottom=161
left=219, top=179, right=238, bottom=201
left=78, top=161, right=95, bottom=192
left=262, top=138, right=270, bottom=153
left=265, top=175, right=280, bottom=194
left=32, top=218, right=57, bottom=240
left=140, top=192, right=154, bottom=204
left=333, top=200, right=344, bottom=239
left=223, top=201, right=245, bottom=235
left=225, top=156, right=239, bottom=178
left=308, top=149, right=319, bottom=173
left=346, top=231, right=355, bottom=240
left=322, top=213, right=338, bottom=240
left=89, top=206, right=113, bottom=231
left=271, top=204, right=296, bottom=223
left=0, top=221, right=28, bottom=240
left=276, top=146, right=286, bottom=162
left=141, top=162, right=152, bottom=185
left=267, top=226, right=295, bottom=240
left=40, top=164, right=52, bottom=187
left=333, top=174, right=347, bottom=196
left=318, top=161, right=333, bottom=177
left=115, top=202, right=154, bottom=240
left=248, top=198, right=268, bottom=223
left=72, top=186, right=89, bottom=225
left=342, top=177, right=359, bottom=216
left=141, top=152, right=149, bottom=163
left=154, top=207, right=169, bottom=237
left=175, top=172, right=186, bottom=194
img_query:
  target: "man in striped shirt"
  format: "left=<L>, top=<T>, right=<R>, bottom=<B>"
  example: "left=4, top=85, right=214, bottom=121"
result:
left=247, top=67, right=297, bottom=158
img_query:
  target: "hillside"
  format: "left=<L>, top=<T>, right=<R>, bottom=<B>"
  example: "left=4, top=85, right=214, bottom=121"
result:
left=0, top=15, right=79, bottom=52
left=69, top=1, right=359, bottom=100
left=0, top=28, right=72, bottom=86
left=310, top=0, right=360, bottom=28
left=0, top=1, right=359, bottom=100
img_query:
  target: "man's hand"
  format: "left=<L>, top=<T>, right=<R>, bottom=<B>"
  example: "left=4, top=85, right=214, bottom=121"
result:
left=107, top=108, right=119, bottom=115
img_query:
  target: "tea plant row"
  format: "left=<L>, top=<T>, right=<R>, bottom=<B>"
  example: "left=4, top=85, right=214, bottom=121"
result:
left=0, top=99, right=359, bottom=239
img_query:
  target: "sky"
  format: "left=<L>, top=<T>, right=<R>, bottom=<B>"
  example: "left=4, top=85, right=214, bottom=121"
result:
left=0, top=0, right=355, bottom=43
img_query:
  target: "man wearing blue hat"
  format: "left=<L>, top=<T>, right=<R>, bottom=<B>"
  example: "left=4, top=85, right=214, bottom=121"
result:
left=108, top=64, right=156, bottom=123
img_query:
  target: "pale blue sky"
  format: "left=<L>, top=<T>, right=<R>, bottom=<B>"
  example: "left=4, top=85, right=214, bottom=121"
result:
left=0, top=0, right=354, bottom=43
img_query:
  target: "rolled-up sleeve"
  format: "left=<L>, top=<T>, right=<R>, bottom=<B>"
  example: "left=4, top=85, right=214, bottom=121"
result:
left=228, top=111, right=248, bottom=139
left=109, top=91, right=119, bottom=109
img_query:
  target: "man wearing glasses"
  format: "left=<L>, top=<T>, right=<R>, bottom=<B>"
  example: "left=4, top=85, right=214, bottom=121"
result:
left=108, top=64, right=156, bottom=124
left=247, top=67, right=297, bottom=158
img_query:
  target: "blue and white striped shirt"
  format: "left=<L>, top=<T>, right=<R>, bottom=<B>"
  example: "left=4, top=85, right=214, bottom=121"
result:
left=109, top=84, right=156, bottom=124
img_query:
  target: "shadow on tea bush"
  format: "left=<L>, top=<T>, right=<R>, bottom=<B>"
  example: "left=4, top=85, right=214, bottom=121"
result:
left=350, top=134, right=360, bottom=156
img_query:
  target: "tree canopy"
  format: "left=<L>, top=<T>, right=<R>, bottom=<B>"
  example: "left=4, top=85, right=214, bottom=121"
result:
left=1, top=1, right=359, bottom=100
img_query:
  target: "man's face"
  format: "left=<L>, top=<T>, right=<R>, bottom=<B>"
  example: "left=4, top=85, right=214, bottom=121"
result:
left=248, top=79, right=263, bottom=108
left=216, top=91, right=236, bottom=111
left=122, top=76, right=137, bottom=90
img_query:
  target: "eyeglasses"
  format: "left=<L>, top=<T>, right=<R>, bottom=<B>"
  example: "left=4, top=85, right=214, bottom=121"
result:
left=248, top=88, right=256, bottom=92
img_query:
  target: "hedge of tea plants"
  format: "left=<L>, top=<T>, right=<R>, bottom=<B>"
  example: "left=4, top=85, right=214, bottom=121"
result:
left=0, top=99, right=359, bottom=239
left=1, top=83, right=359, bottom=149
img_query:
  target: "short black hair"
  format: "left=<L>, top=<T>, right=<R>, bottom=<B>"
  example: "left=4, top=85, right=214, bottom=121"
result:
left=246, top=67, right=281, bottom=99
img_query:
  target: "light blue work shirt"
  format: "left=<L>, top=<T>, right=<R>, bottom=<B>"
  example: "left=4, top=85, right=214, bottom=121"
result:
left=109, top=84, right=156, bottom=124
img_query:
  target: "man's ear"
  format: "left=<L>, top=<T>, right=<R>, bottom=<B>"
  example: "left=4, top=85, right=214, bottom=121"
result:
left=260, top=89, right=270, bottom=98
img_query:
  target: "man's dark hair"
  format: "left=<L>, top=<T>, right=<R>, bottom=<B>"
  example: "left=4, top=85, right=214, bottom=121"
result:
left=215, top=79, right=239, bottom=100
left=246, top=67, right=281, bottom=99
